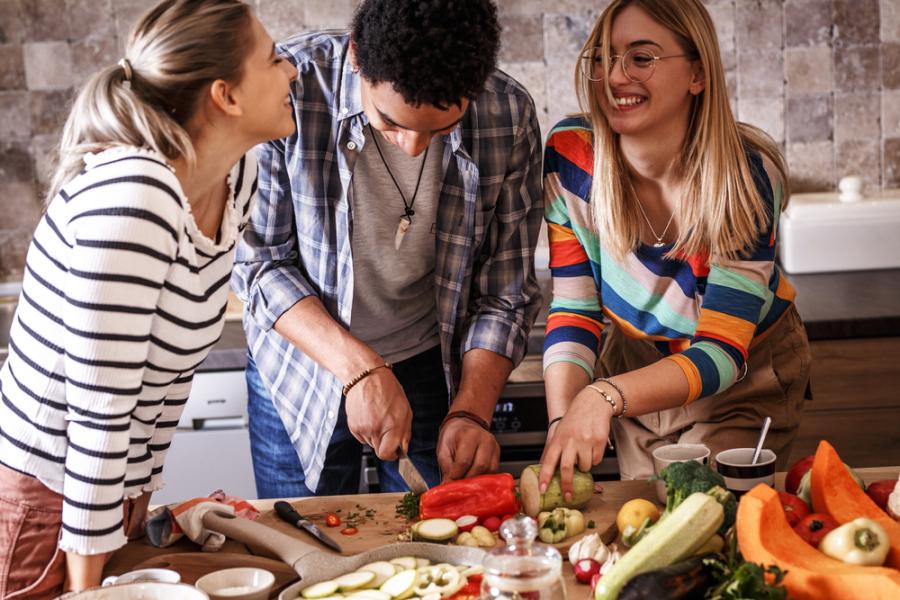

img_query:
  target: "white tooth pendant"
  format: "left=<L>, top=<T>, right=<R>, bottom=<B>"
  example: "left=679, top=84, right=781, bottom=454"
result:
left=394, top=215, right=411, bottom=250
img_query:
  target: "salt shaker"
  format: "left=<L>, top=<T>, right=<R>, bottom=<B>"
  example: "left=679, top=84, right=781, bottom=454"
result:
left=480, top=514, right=567, bottom=600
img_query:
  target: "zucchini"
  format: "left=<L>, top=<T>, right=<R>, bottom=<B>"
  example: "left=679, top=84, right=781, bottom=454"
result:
left=594, top=492, right=724, bottom=600
left=411, top=518, right=458, bottom=543
left=379, top=569, right=417, bottom=599
left=301, top=580, right=340, bottom=598
left=334, top=571, right=375, bottom=592
left=617, top=556, right=712, bottom=600
left=520, top=464, right=594, bottom=517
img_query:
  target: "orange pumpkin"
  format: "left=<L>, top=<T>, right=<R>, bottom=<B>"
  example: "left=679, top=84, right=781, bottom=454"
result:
left=737, top=484, right=900, bottom=599
left=810, top=440, right=900, bottom=570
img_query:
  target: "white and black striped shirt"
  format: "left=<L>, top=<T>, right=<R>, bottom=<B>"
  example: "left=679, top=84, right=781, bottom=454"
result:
left=0, top=147, right=256, bottom=555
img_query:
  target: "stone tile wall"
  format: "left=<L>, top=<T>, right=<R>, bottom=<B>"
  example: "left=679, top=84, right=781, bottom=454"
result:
left=1, top=0, right=898, bottom=280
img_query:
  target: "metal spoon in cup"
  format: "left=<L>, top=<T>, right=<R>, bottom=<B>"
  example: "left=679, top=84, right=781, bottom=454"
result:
left=751, top=416, right=772, bottom=465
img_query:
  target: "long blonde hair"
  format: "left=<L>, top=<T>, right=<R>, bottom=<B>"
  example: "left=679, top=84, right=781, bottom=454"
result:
left=47, top=0, right=253, bottom=203
left=575, top=0, right=789, bottom=261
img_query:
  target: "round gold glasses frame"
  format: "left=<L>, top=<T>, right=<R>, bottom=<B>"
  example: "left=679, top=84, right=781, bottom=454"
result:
left=580, top=47, right=694, bottom=83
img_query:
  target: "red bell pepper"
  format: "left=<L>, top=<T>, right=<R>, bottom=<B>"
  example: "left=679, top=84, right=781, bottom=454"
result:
left=418, top=473, right=519, bottom=521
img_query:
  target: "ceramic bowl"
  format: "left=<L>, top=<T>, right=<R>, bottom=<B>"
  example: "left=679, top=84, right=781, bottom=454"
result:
left=195, top=567, right=275, bottom=600
left=59, top=582, right=208, bottom=599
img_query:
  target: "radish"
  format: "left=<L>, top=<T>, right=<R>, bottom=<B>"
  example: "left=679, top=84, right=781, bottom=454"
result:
left=455, top=515, right=478, bottom=532
left=574, top=558, right=601, bottom=584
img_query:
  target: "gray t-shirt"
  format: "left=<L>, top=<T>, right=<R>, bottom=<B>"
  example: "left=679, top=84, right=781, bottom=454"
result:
left=349, top=126, right=444, bottom=363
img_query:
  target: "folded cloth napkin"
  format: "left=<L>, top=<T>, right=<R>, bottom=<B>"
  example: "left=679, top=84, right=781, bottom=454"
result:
left=146, top=489, right=260, bottom=551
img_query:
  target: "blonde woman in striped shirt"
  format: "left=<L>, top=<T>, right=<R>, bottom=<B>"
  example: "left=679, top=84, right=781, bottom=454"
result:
left=539, top=0, right=810, bottom=498
left=0, top=0, right=296, bottom=595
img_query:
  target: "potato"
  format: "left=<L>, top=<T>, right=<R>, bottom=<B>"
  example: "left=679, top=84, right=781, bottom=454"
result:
left=470, top=525, right=496, bottom=547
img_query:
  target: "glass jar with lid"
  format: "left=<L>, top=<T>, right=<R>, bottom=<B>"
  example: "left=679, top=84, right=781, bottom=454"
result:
left=480, top=514, right=566, bottom=599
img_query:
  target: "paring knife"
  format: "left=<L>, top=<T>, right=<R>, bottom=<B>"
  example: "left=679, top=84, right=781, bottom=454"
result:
left=273, top=500, right=343, bottom=553
left=398, top=449, right=430, bottom=495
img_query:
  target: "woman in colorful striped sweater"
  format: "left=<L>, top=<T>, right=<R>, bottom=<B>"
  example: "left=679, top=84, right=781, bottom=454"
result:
left=0, top=1, right=296, bottom=595
left=538, top=0, right=810, bottom=497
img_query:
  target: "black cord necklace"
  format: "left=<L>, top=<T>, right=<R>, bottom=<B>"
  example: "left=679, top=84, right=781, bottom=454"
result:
left=367, top=124, right=430, bottom=249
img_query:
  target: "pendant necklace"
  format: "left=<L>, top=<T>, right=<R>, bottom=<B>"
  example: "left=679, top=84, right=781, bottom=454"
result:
left=367, top=124, right=430, bottom=250
left=630, top=179, right=676, bottom=248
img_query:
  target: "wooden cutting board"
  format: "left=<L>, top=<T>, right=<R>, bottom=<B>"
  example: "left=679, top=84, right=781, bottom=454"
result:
left=134, top=552, right=298, bottom=596
left=253, top=480, right=658, bottom=558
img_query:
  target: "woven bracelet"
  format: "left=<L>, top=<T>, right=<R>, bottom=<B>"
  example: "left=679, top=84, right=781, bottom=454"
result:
left=441, top=409, right=492, bottom=432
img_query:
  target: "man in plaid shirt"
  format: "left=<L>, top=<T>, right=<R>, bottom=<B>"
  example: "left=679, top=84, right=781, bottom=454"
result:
left=232, top=0, right=543, bottom=497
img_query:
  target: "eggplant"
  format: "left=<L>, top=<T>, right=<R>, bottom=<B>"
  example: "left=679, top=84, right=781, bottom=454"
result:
left=617, top=556, right=713, bottom=600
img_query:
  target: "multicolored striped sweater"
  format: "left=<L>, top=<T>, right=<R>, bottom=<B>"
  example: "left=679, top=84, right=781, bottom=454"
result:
left=542, top=117, right=796, bottom=403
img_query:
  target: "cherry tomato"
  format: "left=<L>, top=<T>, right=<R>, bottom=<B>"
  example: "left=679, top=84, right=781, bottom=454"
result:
left=793, top=513, right=839, bottom=547
left=324, top=512, right=341, bottom=527
left=777, top=491, right=810, bottom=527
left=340, top=526, right=358, bottom=535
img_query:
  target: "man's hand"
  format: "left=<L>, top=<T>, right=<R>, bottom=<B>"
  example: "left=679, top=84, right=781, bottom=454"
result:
left=437, top=418, right=500, bottom=481
left=345, top=367, right=412, bottom=460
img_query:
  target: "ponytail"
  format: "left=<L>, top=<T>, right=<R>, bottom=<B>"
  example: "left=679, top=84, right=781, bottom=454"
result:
left=46, top=0, right=253, bottom=203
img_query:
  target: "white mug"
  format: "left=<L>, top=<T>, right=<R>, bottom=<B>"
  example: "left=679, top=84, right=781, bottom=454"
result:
left=652, top=443, right=711, bottom=504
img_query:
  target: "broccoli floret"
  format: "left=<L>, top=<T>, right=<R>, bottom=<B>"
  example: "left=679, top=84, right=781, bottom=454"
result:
left=656, top=460, right=726, bottom=513
left=707, top=485, right=737, bottom=535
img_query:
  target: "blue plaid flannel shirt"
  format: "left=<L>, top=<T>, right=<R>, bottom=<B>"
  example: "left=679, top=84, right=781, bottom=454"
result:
left=231, top=31, right=543, bottom=491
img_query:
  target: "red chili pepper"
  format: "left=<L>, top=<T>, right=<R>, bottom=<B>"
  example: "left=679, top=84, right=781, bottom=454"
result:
left=324, top=512, right=341, bottom=527
left=418, top=473, right=519, bottom=521
left=340, top=526, right=358, bottom=535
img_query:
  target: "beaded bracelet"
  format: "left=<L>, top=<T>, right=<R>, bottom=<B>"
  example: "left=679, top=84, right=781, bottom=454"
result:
left=594, top=377, right=628, bottom=418
left=341, top=362, right=392, bottom=397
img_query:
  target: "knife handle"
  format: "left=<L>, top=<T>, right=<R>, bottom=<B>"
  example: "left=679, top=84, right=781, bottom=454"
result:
left=274, top=500, right=305, bottom=524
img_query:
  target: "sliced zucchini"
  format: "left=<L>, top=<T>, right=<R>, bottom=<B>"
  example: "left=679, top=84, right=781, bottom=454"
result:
left=411, top=518, right=458, bottom=543
left=388, top=556, right=418, bottom=571
left=334, top=571, right=375, bottom=592
left=301, top=580, right=340, bottom=599
left=357, top=561, right=396, bottom=587
left=350, top=591, right=391, bottom=600
left=379, top=569, right=418, bottom=599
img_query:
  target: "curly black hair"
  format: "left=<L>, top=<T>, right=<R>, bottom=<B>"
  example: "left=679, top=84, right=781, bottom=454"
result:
left=351, top=0, right=501, bottom=109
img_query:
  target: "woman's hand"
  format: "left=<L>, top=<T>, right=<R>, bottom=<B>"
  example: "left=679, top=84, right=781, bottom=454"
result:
left=538, top=386, right=615, bottom=501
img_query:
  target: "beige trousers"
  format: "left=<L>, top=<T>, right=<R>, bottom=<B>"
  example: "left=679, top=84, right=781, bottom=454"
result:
left=599, top=306, right=812, bottom=480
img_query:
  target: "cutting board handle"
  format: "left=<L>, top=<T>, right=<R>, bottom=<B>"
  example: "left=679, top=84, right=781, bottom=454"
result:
left=202, top=510, right=322, bottom=576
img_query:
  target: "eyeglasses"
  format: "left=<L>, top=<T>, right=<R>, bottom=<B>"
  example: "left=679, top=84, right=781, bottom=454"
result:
left=580, top=47, right=694, bottom=83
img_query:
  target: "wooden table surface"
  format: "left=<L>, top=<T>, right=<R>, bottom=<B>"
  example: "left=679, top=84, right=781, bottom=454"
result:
left=107, top=467, right=900, bottom=599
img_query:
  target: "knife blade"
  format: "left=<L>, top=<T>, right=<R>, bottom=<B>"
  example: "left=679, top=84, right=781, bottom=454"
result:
left=273, top=500, right=343, bottom=553
left=398, top=449, right=430, bottom=495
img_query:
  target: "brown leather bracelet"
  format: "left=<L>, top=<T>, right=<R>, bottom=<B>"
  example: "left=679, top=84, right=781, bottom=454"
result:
left=440, top=409, right=492, bottom=432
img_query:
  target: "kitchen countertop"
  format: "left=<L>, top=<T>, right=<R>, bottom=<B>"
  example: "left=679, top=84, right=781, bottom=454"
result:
left=105, top=466, right=900, bottom=599
left=198, top=268, right=900, bottom=374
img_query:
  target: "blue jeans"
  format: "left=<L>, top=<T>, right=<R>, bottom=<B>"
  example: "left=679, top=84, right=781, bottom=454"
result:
left=246, top=345, right=448, bottom=498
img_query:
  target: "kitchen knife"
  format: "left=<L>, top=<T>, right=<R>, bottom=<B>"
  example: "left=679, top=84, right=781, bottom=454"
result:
left=398, top=449, right=430, bottom=495
left=273, top=501, right=343, bottom=553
